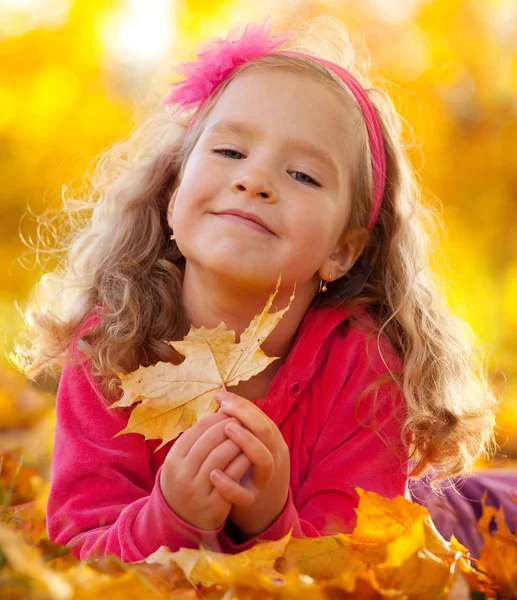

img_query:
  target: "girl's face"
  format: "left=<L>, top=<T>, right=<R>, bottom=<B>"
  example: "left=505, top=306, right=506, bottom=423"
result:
left=169, top=67, right=360, bottom=294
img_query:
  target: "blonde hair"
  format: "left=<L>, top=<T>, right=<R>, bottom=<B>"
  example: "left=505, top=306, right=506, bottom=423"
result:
left=15, top=16, right=499, bottom=484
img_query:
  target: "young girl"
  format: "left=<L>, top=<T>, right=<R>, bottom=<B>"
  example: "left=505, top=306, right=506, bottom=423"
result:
left=19, top=16, right=498, bottom=562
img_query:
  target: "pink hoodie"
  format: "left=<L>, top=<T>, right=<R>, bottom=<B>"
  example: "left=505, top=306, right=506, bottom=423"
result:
left=47, top=304, right=409, bottom=561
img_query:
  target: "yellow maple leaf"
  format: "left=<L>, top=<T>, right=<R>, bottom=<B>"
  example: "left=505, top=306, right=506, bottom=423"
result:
left=280, top=534, right=368, bottom=593
left=352, top=487, right=429, bottom=559
left=372, top=548, right=463, bottom=599
left=110, top=274, right=295, bottom=448
left=144, top=532, right=292, bottom=589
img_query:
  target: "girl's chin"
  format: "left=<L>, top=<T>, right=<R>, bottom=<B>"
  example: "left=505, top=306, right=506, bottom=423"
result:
left=190, top=258, right=280, bottom=286
left=194, top=244, right=274, bottom=267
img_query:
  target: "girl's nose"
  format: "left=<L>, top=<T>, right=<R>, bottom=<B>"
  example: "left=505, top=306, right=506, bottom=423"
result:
left=230, top=174, right=277, bottom=202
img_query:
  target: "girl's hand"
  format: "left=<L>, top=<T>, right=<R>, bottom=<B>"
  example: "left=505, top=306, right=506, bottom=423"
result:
left=212, top=390, right=291, bottom=537
left=160, top=410, right=251, bottom=531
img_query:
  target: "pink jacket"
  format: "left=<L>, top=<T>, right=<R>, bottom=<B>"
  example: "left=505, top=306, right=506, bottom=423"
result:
left=47, top=304, right=409, bottom=562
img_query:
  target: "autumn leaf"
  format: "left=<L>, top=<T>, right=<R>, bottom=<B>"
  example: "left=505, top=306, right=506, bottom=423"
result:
left=144, top=533, right=292, bottom=589
left=372, top=548, right=465, bottom=599
left=110, top=275, right=295, bottom=448
left=0, top=523, right=73, bottom=600
left=0, top=452, right=44, bottom=506
left=476, top=490, right=517, bottom=596
left=351, top=487, right=429, bottom=566
left=279, top=534, right=368, bottom=593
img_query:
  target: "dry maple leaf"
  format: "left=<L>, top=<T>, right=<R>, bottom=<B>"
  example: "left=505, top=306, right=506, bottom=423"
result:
left=351, top=487, right=429, bottom=562
left=144, top=533, right=292, bottom=589
left=110, top=275, right=295, bottom=448
left=279, top=534, right=368, bottom=592
left=476, top=490, right=517, bottom=597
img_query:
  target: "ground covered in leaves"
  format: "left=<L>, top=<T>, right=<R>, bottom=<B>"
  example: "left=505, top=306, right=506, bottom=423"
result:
left=1, top=445, right=516, bottom=599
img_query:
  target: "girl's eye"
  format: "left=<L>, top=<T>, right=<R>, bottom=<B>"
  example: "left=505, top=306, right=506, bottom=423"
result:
left=292, top=172, right=320, bottom=187
left=211, top=148, right=321, bottom=187
left=212, top=148, right=244, bottom=159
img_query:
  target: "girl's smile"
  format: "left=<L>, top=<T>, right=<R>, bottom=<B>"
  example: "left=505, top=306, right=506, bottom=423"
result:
left=212, top=211, right=276, bottom=236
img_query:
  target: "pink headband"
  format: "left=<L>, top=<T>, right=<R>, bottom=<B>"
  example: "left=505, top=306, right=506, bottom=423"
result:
left=163, top=16, right=386, bottom=231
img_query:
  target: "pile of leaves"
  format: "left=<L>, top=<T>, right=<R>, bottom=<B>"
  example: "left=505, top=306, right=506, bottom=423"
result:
left=1, top=455, right=516, bottom=599
left=1, top=278, right=517, bottom=598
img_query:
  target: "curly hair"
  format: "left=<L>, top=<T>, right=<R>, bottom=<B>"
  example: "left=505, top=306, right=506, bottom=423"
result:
left=14, top=16, right=499, bottom=484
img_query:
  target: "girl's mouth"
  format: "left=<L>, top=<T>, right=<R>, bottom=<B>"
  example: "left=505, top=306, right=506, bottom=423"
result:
left=213, top=213, right=275, bottom=236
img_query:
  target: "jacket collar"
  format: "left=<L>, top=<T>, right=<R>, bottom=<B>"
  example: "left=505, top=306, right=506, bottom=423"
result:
left=256, top=303, right=352, bottom=424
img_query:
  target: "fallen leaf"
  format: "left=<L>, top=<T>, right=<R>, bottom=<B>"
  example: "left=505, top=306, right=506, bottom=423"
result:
left=0, top=452, right=42, bottom=505
left=476, top=491, right=517, bottom=596
left=0, top=523, right=73, bottom=600
left=110, top=275, right=294, bottom=448
left=372, top=547, right=460, bottom=599
left=145, top=532, right=291, bottom=589
left=348, top=488, right=477, bottom=598
left=279, top=534, right=368, bottom=593
left=351, top=487, right=430, bottom=566
left=1, top=501, right=47, bottom=546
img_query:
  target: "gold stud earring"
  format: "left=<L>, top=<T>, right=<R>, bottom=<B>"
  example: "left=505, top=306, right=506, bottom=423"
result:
left=318, top=271, right=331, bottom=293
left=170, top=233, right=175, bottom=241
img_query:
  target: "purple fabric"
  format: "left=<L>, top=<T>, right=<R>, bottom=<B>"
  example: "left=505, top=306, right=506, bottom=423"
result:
left=409, top=469, right=517, bottom=559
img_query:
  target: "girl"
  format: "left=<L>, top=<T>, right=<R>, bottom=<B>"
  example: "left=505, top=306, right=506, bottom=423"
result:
left=18, top=16, right=498, bottom=562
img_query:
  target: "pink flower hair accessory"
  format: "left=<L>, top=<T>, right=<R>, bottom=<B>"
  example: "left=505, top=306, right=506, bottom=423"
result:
left=163, top=15, right=296, bottom=114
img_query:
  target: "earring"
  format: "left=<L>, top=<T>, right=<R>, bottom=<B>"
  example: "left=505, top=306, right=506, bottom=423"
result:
left=170, top=233, right=175, bottom=241
left=318, top=271, right=331, bottom=293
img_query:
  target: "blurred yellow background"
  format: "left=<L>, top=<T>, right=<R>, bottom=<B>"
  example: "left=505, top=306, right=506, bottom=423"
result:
left=0, top=0, right=516, bottom=468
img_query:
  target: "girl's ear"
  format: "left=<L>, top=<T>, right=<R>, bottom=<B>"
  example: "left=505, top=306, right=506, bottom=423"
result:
left=167, top=187, right=179, bottom=229
left=318, top=227, right=369, bottom=282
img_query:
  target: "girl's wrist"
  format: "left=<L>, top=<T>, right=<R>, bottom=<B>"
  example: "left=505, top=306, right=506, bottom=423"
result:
left=238, top=492, right=289, bottom=537
left=240, top=511, right=281, bottom=537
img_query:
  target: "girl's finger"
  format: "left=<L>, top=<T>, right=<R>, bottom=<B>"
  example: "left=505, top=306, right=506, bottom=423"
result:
left=197, top=438, right=242, bottom=481
left=224, top=452, right=252, bottom=483
left=184, top=418, right=241, bottom=476
left=172, top=409, right=230, bottom=459
left=225, top=423, right=274, bottom=489
left=218, top=392, right=276, bottom=450
left=209, top=470, right=255, bottom=508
